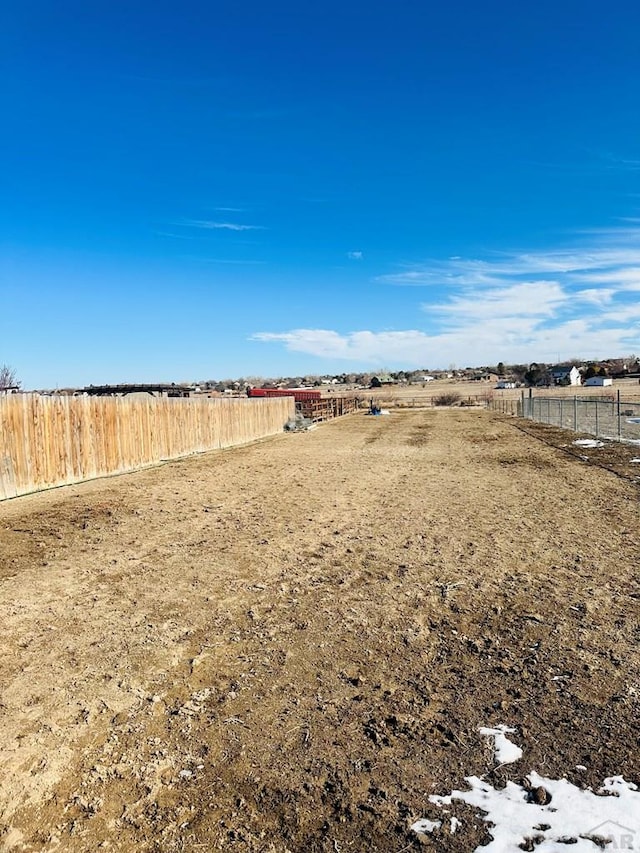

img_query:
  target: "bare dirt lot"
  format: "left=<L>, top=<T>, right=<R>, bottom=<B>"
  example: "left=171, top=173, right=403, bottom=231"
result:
left=1, top=410, right=639, bottom=852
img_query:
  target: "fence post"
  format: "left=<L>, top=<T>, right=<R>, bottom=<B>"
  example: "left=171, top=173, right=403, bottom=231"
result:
left=573, top=396, right=578, bottom=431
left=617, top=390, right=621, bottom=441
left=595, top=398, right=599, bottom=437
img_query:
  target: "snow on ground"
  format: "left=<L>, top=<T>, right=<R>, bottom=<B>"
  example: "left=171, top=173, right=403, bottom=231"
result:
left=450, top=816, right=462, bottom=834
left=411, top=727, right=640, bottom=851
left=479, top=725, right=523, bottom=765
left=412, top=818, right=441, bottom=834
left=573, top=439, right=604, bottom=448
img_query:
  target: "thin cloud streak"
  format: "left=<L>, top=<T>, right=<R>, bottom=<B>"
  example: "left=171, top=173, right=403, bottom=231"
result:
left=153, top=230, right=194, bottom=239
left=596, top=151, right=640, bottom=171
left=378, top=229, right=640, bottom=289
left=183, top=220, right=266, bottom=231
left=523, top=152, right=640, bottom=176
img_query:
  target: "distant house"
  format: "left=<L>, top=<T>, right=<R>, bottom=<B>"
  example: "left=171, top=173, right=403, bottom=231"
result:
left=584, top=376, right=613, bottom=387
left=496, top=381, right=517, bottom=389
left=422, top=375, right=435, bottom=382
left=550, top=366, right=581, bottom=386
left=371, top=374, right=394, bottom=387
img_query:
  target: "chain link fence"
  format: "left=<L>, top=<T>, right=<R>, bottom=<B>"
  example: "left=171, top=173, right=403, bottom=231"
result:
left=491, top=392, right=640, bottom=443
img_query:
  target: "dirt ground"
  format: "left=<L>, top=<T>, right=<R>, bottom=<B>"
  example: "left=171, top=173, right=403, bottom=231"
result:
left=0, top=409, right=639, bottom=852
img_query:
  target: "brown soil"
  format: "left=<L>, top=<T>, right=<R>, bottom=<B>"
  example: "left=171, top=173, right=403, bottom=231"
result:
left=0, top=410, right=639, bottom=852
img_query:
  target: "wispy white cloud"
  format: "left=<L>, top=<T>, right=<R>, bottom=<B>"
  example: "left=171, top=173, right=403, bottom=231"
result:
left=595, top=151, right=640, bottom=171
left=574, top=288, right=616, bottom=307
left=432, top=281, right=567, bottom=321
left=347, top=251, right=363, bottom=260
left=251, top=320, right=637, bottom=367
left=252, top=329, right=433, bottom=362
left=153, top=230, right=194, bottom=239
left=184, top=220, right=266, bottom=231
left=253, top=225, right=640, bottom=367
left=378, top=244, right=640, bottom=288
left=214, top=207, right=245, bottom=213
left=252, top=314, right=638, bottom=367
left=600, top=303, right=640, bottom=323
left=571, top=266, right=640, bottom=290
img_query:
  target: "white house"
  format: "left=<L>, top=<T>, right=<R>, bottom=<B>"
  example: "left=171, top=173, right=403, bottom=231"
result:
left=551, top=365, right=582, bottom=386
left=584, top=376, right=613, bottom=387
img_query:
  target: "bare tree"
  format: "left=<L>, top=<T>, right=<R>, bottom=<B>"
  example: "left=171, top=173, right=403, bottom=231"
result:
left=0, top=364, right=20, bottom=390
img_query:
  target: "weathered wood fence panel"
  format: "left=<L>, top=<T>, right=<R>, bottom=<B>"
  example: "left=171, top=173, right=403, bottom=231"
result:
left=296, top=396, right=360, bottom=422
left=0, top=395, right=294, bottom=500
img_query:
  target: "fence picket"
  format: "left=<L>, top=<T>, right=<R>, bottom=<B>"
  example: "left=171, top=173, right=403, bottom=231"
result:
left=0, top=394, right=295, bottom=500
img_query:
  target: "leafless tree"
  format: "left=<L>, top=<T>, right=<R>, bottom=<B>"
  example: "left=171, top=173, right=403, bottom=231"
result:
left=0, top=364, right=20, bottom=390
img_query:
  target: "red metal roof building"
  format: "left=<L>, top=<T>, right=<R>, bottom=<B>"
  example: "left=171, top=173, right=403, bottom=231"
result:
left=247, top=388, right=322, bottom=402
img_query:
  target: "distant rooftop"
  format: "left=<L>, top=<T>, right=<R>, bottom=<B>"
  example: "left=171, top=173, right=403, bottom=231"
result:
left=81, top=384, right=194, bottom=397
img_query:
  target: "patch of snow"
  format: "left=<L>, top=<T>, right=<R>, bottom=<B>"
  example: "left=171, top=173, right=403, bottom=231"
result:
left=479, top=725, right=523, bottom=765
left=626, top=417, right=640, bottom=424
left=428, top=773, right=639, bottom=851
left=380, top=409, right=390, bottom=415
left=412, top=728, right=640, bottom=851
left=410, top=818, right=441, bottom=836
left=630, top=458, right=640, bottom=463
left=573, top=439, right=604, bottom=448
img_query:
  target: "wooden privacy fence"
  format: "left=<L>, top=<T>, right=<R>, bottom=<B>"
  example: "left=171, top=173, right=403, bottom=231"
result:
left=0, top=394, right=295, bottom=500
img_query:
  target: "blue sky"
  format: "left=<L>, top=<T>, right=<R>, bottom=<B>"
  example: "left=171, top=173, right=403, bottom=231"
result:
left=2, top=0, right=640, bottom=387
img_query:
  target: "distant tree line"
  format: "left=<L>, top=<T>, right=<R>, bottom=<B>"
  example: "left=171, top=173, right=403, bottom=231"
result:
left=198, top=356, right=640, bottom=393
